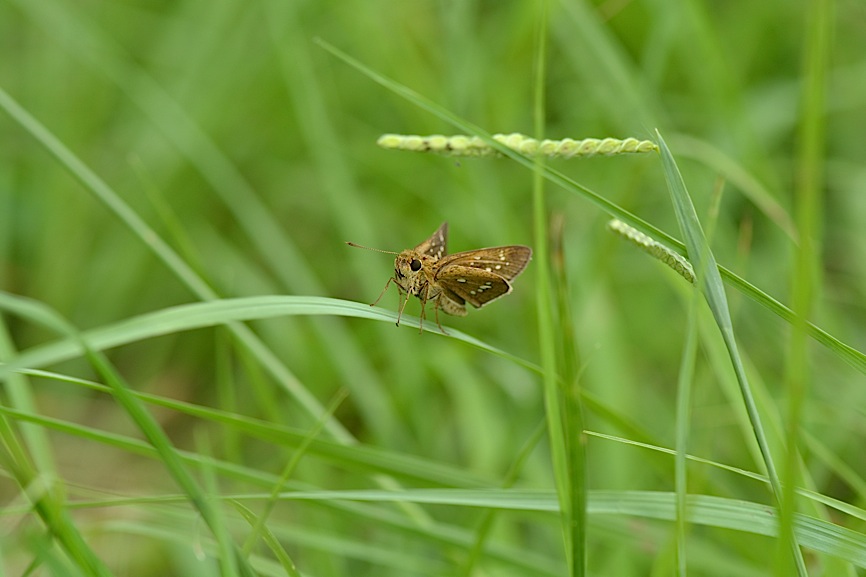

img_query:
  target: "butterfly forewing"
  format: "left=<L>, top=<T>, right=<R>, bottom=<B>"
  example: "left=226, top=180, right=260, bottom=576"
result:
left=438, top=246, right=532, bottom=281
left=413, top=222, right=448, bottom=260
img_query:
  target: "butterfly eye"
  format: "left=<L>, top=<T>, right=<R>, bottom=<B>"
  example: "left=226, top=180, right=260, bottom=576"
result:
left=410, top=259, right=422, bottom=272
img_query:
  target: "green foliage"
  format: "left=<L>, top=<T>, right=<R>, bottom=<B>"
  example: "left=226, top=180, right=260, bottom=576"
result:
left=1, top=0, right=864, bottom=575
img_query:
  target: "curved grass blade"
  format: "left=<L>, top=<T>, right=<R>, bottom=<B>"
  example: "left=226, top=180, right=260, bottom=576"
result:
left=217, top=487, right=866, bottom=568
left=0, top=295, right=541, bottom=380
left=656, top=132, right=807, bottom=575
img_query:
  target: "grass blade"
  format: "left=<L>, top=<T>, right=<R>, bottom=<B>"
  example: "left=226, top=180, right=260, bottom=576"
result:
left=0, top=292, right=257, bottom=577
left=0, top=295, right=542, bottom=380
left=656, top=131, right=808, bottom=575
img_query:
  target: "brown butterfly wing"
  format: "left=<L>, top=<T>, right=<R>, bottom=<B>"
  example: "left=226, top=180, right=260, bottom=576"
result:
left=435, top=264, right=514, bottom=308
left=438, top=246, right=532, bottom=281
left=413, top=222, right=448, bottom=261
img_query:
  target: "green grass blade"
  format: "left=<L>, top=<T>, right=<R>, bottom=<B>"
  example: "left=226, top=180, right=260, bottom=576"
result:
left=242, top=389, right=348, bottom=555
left=0, top=292, right=258, bottom=577
left=234, top=501, right=301, bottom=577
left=211, top=487, right=866, bottom=568
left=530, top=1, right=577, bottom=574
left=0, top=374, right=491, bottom=489
left=0, top=405, right=563, bottom=575
left=459, top=420, right=547, bottom=576
left=656, top=132, right=807, bottom=575
left=0, top=318, right=55, bottom=473
left=4, top=388, right=866, bottom=570
left=0, top=296, right=542, bottom=380
left=780, top=0, right=832, bottom=572
left=675, top=162, right=724, bottom=577
left=667, top=135, right=798, bottom=241
left=552, top=213, right=587, bottom=577
left=0, top=311, right=113, bottom=576
left=5, top=391, right=866, bottom=525
left=674, top=300, right=699, bottom=577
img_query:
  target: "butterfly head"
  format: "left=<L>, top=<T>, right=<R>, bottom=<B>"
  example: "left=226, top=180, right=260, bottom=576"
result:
left=394, top=250, right=433, bottom=294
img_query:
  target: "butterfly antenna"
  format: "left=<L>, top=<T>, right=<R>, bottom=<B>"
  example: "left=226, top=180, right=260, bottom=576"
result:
left=346, top=242, right=399, bottom=255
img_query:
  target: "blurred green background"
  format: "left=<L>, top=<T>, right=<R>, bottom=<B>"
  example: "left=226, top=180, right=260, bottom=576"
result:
left=1, top=0, right=865, bottom=575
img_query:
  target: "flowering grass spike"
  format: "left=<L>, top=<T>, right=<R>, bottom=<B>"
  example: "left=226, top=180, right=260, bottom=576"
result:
left=607, top=219, right=695, bottom=283
left=377, top=133, right=658, bottom=158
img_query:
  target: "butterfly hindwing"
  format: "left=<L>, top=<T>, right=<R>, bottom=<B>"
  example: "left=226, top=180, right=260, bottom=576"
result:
left=435, top=264, right=513, bottom=308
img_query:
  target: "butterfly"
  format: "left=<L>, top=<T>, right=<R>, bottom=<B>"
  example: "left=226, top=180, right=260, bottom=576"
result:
left=348, top=222, right=532, bottom=332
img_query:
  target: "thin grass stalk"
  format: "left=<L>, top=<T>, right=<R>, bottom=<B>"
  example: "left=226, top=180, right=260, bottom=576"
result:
left=779, top=0, right=832, bottom=573
left=197, top=432, right=242, bottom=577
left=551, top=213, right=587, bottom=575
left=0, top=311, right=111, bottom=576
left=0, top=320, right=55, bottom=474
left=0, top=425, right=113, bottom=576
left=675, top=176, right=725, bottom=575
left=234, top=501, right=302, bottom=577
left=656, top=133, right=808, bottom=575
left=675, top=298, right=699, bottom=577
left=242, top=389, right=349, bottom=555
left=530, top=1, right=576, bottom=574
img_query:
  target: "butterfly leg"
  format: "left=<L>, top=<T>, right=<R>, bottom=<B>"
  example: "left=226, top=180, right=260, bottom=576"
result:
left=396, top=288, right=410, bottom=327
left=416, top=295, right=427, bottom=334
left=370, top=277, right=393, bottom=307
left=433, top=299, right=448, bottom=335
